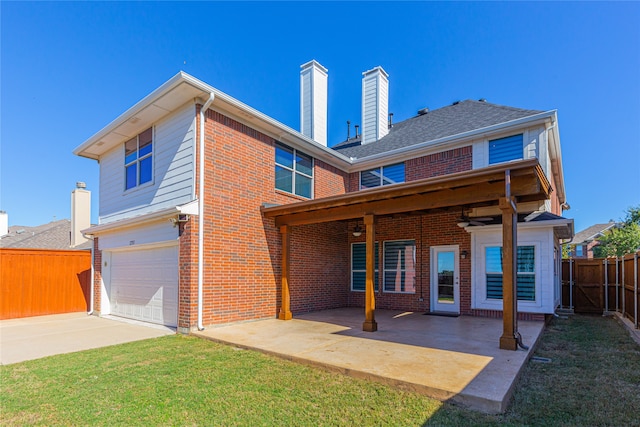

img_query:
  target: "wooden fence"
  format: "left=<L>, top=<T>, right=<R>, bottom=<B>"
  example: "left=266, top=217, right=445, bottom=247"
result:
left=0, top=248, right=91, bottom=320
left=562, top=252, right=639, bottom=328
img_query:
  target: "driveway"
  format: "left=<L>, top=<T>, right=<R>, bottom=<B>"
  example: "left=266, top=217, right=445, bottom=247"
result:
left=0, top=312, right=174, bottom=365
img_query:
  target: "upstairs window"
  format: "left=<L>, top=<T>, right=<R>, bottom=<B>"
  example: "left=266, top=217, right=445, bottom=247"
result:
left=488, top=134, right=523, bottom=165
left=486, top=245, right=536, bottom=301
left=124, top=128, right=153, bottom=190
left=275, top=142, right=313, bottom=198
left=360, top=162, right=405, bottom=189
left=575, top=245, right=584, bottom=257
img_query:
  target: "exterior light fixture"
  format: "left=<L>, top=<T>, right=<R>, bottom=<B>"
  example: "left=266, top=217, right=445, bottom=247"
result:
left=352, top=224, right=363, bottom=237
left=457, top=221, right=469, bottom=228
left=461, top=250, right=468, bottom=259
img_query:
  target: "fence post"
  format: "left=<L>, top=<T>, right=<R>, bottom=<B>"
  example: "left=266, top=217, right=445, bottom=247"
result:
left=634, top=252, right=638, bottom=329
left=622, top=255, right=626, bottom=319
left=569, top=257, right=574, bottom=311
left=604, top=258, right=609, bottom=313
left=616, top=257, right=620, bottom=312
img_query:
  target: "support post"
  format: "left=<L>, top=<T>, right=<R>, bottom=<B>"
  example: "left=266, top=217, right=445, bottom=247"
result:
left=279, top=225, right=292, bottom=320
left=363, top=214, right=377, bottom=332
left=499, top=195, right=518, bottom=350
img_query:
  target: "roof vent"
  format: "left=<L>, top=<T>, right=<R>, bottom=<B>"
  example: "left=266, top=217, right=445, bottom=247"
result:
left=478, top=98, right=487, bottom=102
left=418, top=107, right=429, bottom=115
left=452, top=101, right=460, bottom=105
left=76, top=181, right=86, bottom=189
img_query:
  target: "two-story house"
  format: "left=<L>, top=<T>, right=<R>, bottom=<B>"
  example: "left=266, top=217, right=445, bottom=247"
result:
left=74, top=61, right=573, bottom=350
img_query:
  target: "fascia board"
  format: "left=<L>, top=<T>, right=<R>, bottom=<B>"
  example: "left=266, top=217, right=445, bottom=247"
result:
left=73, top=72, right=352, bottom=169
left=81, top=204, right=190, bottom=235
left=465, top=218, right=574, bottom=235
left=348, top=110, right=557, bottom=171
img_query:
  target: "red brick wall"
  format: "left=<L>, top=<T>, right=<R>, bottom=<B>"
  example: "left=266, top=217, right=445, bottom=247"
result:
left=92, top=238, right=102, bottom=314
left=406, top=146, right=472, bottom=180
left=178, top=107, right=350, bottom=328
left=346, top=212, right=472, bottom=314
left=346, top=146, right=472, bottom=193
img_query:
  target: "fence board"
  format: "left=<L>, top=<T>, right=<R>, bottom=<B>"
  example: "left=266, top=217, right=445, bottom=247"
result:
left=0, top=248, right=91, bottom=319
left=562, top=252, right=639, bottom=328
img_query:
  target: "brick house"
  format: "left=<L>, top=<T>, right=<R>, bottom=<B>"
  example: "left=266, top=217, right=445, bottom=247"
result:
left=74, top=61, right=573, bottom=349
left=568, top=222, right=617, bottom=258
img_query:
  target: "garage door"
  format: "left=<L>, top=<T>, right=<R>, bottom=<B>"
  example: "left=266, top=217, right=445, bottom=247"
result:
left=109, top=245, right=178, bottom=327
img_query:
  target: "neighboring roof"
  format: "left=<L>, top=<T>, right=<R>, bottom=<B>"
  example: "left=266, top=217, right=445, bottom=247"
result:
left=333, top=100, right=545, bottom=159
left=0, top=220, right=92, bottom=250
left=572, top=222, right=617, bottom=245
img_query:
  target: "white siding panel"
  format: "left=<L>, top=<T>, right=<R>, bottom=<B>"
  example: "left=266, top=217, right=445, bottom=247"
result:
left=470, top=227, right=556, bottom=314
left=98, top=220, right=179, bottom=251
left=99, top=102, right=196, bottom=223
left=472, top=140, right=487, bottom=169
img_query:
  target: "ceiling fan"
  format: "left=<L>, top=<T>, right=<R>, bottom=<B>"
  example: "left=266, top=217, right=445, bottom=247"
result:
left=456, top=207, right=493, bottom=227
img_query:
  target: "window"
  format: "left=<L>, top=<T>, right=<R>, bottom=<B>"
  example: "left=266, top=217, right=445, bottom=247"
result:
left=124, top=128, right=153, bottom=190
left=575, top=245, right=584, bottom=257
left=383, top=240, right=416, bottom=293
left=275, top=142, right=313, bottom=198
left=486, top=245, right=535, bottom=301
left=351, top=242, right=379, bottom=291
left=360, top=163, right=405, bottom=189
left=488, top=134, right=523, bottom=165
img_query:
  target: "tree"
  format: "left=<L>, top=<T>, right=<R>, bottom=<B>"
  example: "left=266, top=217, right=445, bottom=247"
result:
left=592, top=205, right=640, bottom=257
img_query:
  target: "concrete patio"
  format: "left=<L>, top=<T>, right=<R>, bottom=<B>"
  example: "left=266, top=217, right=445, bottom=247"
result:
left=193, top=308, right=545, bottom=413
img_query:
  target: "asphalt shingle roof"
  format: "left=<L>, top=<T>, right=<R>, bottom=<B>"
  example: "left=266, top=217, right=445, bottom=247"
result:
left=572, top=223, right=617, bottom=245
left=0, top=219, right=92, bottom=250
left=332, top=100, right=543, bottom=159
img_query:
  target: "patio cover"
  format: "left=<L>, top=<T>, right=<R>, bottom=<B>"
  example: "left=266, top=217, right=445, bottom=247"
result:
left=262, top=159, right=553, bottom=350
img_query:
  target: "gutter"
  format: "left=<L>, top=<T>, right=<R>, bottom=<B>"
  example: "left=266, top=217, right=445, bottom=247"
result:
left=197, top=93, right=215, bottom=331
left=349, top=110, right=558, bottom=170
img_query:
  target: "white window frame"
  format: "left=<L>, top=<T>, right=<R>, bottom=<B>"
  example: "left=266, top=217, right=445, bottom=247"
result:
left=275, top=142, right=314, bottom=198
left=124, top=127, right=154, bottom=192
left=359, top=162, right=405, bottom=190
left=382, top=239, right=416, bottom=294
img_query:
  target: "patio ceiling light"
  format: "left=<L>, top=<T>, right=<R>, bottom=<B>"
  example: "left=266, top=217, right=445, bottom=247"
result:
left=352, top=224, right=363, bottom=237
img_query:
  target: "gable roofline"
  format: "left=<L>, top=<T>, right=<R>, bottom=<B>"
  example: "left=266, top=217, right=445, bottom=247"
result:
left=73, top=71, right=352, bottom=169
left=350, top=109, right=558, bottom=169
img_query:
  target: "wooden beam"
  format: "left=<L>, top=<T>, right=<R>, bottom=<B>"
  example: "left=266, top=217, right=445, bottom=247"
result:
left=278, top=225, right=292, bottom=320
left=363, top=214, right=377, bottom=332
left=499, top=195, right=518, bottom=350
left=273, top=176, right=542, bottom=227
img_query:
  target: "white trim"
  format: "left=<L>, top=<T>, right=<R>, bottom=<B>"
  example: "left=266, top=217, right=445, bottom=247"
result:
left=430, top=245, right=460, bottom=313
left=82, top=202, right=197, bottom=235
left=100, top=239, right=178, bottom=253
left=382, top=239, right=416, bottom=294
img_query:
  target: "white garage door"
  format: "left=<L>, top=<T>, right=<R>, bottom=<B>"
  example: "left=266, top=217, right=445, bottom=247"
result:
left=109, top=245, right=178, bottom=327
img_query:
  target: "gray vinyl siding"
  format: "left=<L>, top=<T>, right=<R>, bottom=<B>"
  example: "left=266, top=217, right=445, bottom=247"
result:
left=98, top=102, right=196, bottom=223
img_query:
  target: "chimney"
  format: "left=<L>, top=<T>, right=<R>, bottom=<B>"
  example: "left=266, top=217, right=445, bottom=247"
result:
left=71, top=182, right=91, bottom=247
left=0, top=211, right=8, bottom=237
left=300, top=60, right=328, bottom=146
left=361, top=66, right=389, bottom=145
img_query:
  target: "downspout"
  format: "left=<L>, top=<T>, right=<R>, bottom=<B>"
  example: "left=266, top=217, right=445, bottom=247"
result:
left=197, top=93, right=215, bottom=331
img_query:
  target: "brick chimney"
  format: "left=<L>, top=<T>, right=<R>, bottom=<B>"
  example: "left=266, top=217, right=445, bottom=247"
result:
left=71, top=182, right=91, bottom=247
left=300, top=60, right=328, bottom=146
left=361, top=66, right=389, bottom=145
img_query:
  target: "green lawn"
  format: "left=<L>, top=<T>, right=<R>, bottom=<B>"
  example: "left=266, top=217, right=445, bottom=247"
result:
left=1, top=314, right=639, bottom=426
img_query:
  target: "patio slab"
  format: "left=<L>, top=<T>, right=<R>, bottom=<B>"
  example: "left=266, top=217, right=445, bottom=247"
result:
left=193, top=308, right=545, bottom=413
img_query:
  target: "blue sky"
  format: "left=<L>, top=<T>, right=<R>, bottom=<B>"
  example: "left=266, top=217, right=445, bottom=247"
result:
left=2, top=1, right=639, bottom=232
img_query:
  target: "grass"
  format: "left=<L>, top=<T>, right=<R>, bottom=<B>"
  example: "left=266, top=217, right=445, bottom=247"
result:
left=1, top=314, right=639, bottom=426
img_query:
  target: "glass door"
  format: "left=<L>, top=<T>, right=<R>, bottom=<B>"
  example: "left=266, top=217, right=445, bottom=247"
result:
left=431, top=245, right=460, bottom=313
